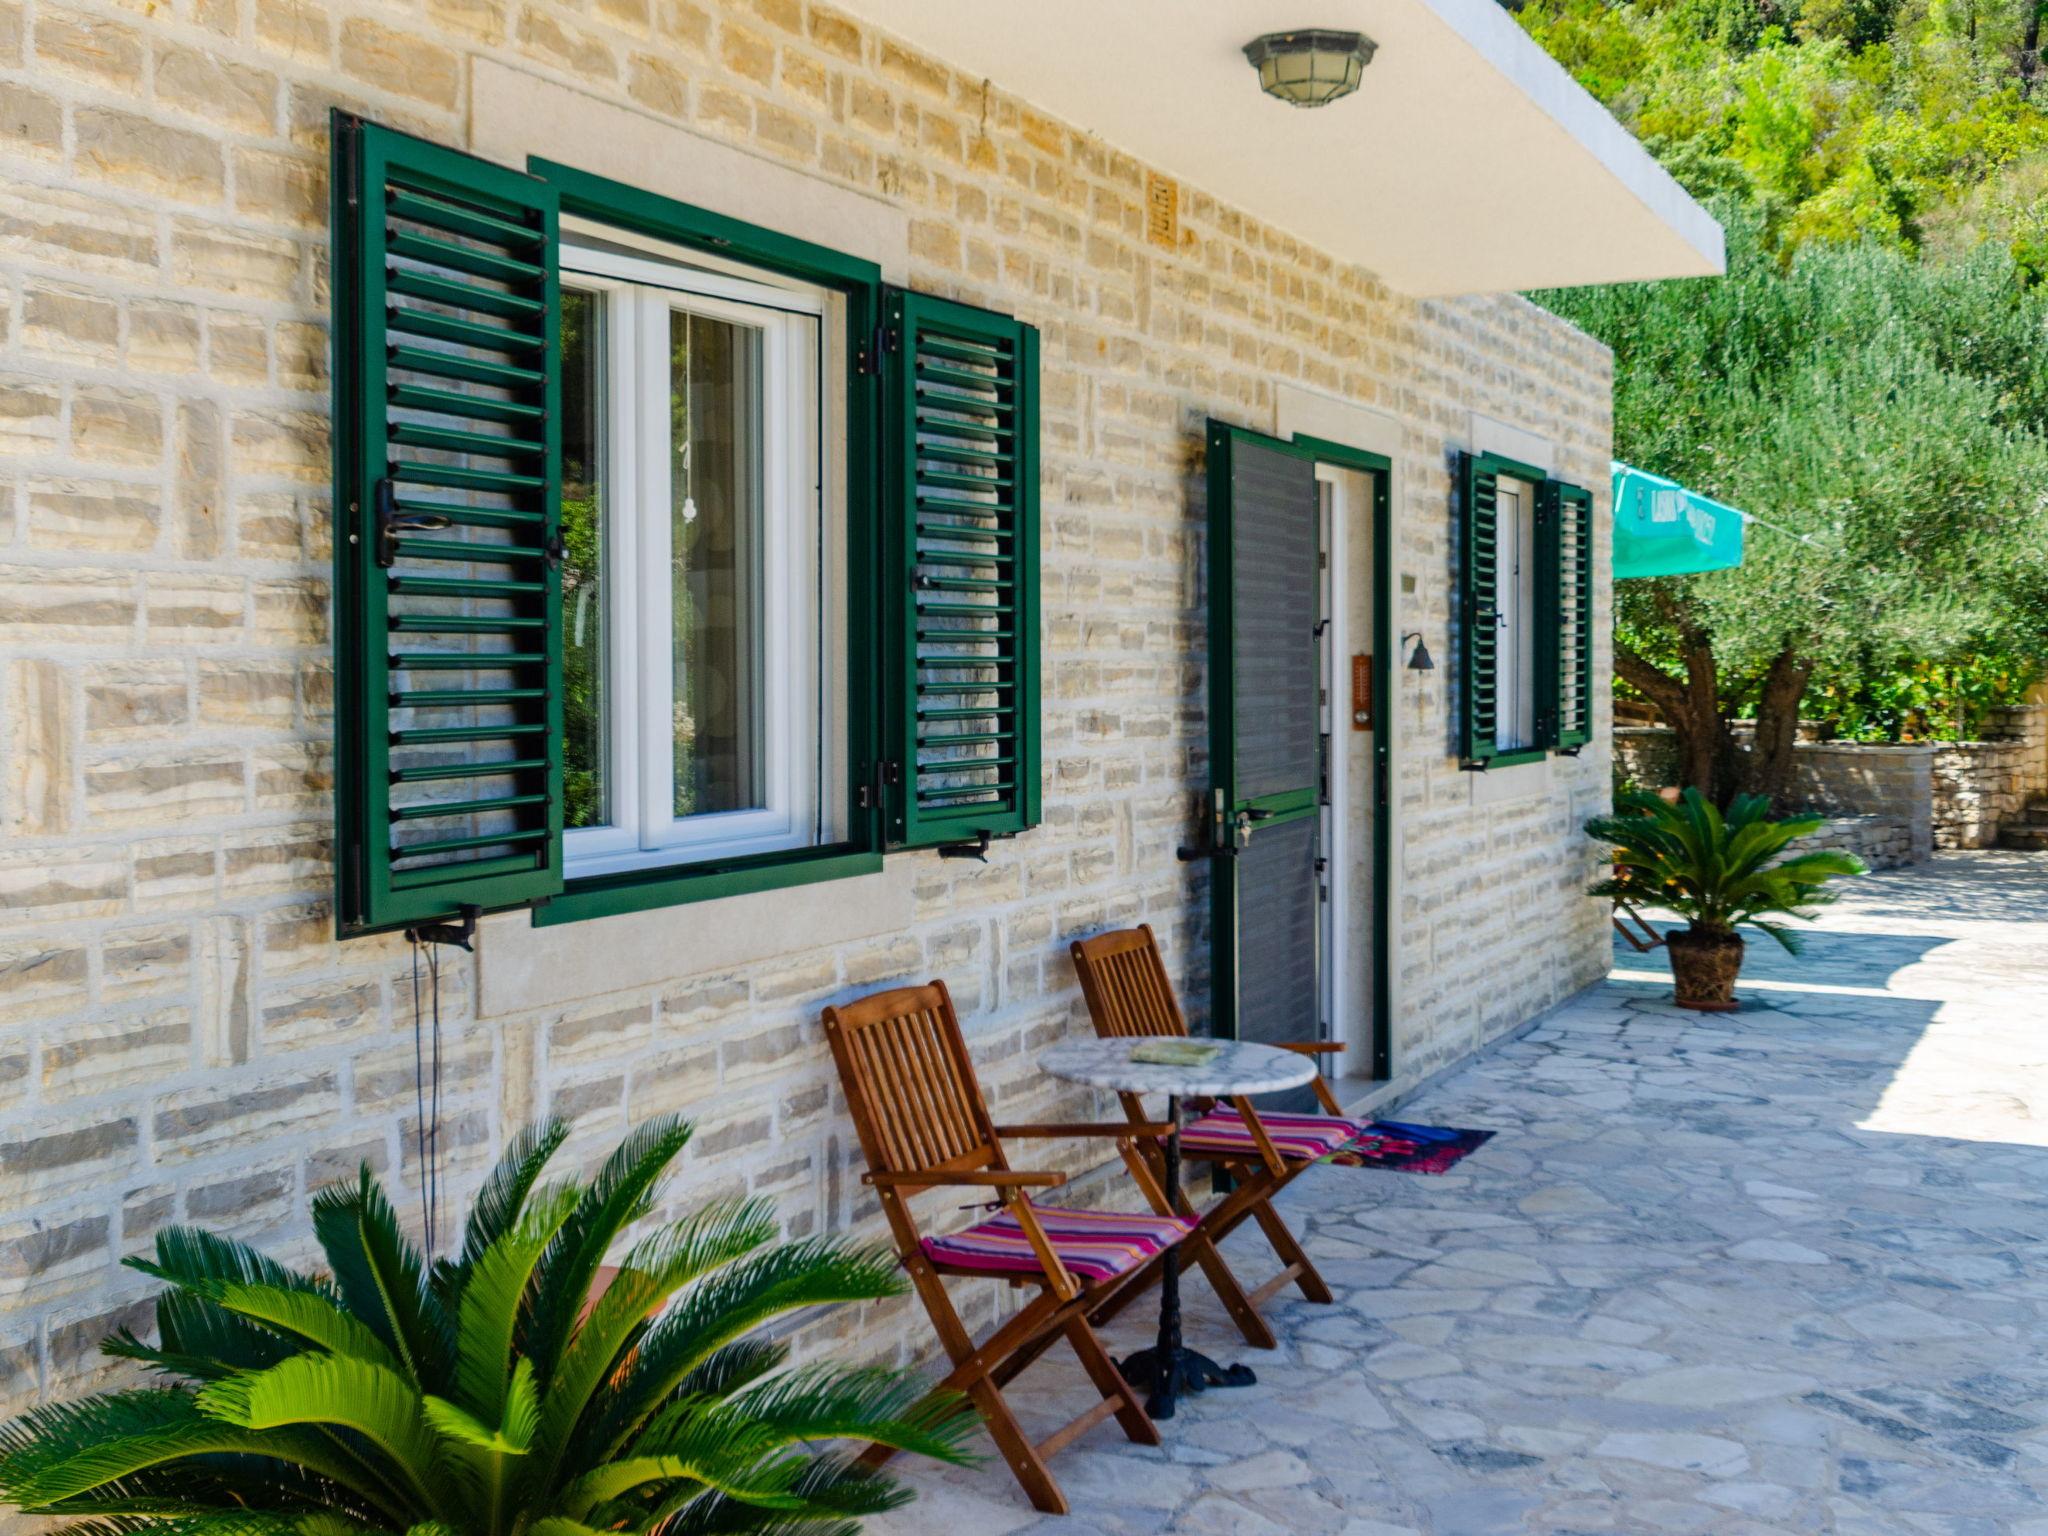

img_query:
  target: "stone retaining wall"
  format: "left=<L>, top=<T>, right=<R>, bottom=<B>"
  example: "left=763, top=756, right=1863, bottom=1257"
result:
left=1933, top=706, right=2048, bottom=848
left=1799, top=815, right=1918, bottom=872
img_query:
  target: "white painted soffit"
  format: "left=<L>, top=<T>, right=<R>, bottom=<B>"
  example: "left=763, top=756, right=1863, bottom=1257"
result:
left=834, top=0, right=1724, bottom=298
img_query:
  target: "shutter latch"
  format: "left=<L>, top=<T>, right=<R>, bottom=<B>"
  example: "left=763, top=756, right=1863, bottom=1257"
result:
left=544, top=531, right=566, bottom=569
left=938, top=829, right=994, bottom=862
left=375, top=478, right=451, bottom=568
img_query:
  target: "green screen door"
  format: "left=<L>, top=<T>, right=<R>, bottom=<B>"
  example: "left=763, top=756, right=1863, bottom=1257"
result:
left=1203, top=421, right=1325, bottom=1108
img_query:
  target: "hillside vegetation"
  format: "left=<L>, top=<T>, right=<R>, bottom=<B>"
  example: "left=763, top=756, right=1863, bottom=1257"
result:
left=1511, top=0, right=2048, bottom=793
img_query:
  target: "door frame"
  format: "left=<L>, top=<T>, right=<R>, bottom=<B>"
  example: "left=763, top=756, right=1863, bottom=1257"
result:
left=1205, top=423, right=1393, bottom=1081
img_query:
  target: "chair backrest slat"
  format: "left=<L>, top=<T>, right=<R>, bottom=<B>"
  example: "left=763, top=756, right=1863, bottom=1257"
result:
left=824, top=981, right=1000, bottom=1178
left=1071, top=924, right=1186, bottom=1041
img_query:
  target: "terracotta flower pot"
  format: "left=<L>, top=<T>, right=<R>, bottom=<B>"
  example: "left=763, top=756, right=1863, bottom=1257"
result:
left=1665, top=926, right=1744, bottom=1011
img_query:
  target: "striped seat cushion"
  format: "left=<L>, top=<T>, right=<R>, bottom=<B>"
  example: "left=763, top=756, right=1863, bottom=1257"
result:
left=922, top=1206, right=1194, bottom=1285
left=1180, top=1106, right=1368, bottom=1163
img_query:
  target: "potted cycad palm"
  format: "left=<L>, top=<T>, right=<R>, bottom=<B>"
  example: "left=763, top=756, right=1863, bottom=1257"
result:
left=0, top=1116, right=974, bottom=1536
left=1587, top=788, right=1866, bottom=1010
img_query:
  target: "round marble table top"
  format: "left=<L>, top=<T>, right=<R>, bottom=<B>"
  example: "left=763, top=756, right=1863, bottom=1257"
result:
left=1038, top=1036, right=1316, bottom=1098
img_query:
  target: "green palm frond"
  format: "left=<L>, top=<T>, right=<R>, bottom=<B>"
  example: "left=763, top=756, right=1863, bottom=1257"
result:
left=559, top=1396, right=795, bottom=1518
left=127, top=1230, right=325, bottom=1298
left=588, top=1241, right=902, bottom=1463
left=523, top=1116, right=694, bottom=1383
left=111, top=1229, right=334, bottom=1384
left=459, top=1120, right=571, bottom=1274
left=105, top=1290, right=294, bottom=1384
left=453, top=1186, right=578, bottom=1424
left=208, top=1286, right=404, bottom=1377
left=312, top=1171, right=451, bottom=1394
left=658, top=1456, right=911, bottom=1536
left=0, top=1392, right=390, bottom=1520
left=196, top=1357, right=448, bottom=1523
left=724, top=1368, right=975, bottom=1465
left=676, top=1341, right=788, bottom=1402
left=526, top=1199, right=776, bottom=1490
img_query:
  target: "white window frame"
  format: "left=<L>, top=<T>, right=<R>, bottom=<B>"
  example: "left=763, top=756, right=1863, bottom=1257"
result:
left=560, top=243, right=837, bottom=879
left=1493, top=474, right=1539, bottom=754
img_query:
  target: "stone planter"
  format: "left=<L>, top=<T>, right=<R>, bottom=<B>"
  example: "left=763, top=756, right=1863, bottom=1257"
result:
left=1665, top=926, right=1744, bottom=1011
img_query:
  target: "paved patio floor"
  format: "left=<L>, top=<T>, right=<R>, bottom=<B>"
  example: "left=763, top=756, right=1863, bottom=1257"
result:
left=875, top=851, right=2048, bottom=1535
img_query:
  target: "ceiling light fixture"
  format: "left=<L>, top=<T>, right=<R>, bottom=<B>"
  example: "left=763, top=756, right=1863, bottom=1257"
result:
left=1242, top=29, right=1377, bottom=108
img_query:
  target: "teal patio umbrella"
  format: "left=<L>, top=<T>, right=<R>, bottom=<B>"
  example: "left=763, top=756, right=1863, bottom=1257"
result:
left=1611, top=461, right=1746, bottom=578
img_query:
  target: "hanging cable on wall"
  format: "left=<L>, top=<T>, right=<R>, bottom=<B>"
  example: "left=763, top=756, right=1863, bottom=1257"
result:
left=403, top=904, right=478, bottom=1257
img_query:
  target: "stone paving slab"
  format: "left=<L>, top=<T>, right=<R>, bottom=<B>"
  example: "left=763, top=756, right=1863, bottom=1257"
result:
left=873, top=852, right=2048, bottom=1534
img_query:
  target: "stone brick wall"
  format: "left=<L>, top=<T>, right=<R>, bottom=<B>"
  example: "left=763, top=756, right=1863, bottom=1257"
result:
left=0, top=0, right=1614, bottom=1417
left=1933, top=705, right=2048, bottom=848
left=1797, top=814, right=1917, bottom=872
left=1614, top=725, right=1678, bottom=790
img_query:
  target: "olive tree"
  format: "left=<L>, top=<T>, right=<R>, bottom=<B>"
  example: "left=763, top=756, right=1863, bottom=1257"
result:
left=1534, top=205, right=2048, bottom=803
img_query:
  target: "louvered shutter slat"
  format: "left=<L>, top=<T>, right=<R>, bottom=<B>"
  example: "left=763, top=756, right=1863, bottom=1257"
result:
left=883, top=290, right=1041, bottom=848
left=331, top=111, right=565, bottom=937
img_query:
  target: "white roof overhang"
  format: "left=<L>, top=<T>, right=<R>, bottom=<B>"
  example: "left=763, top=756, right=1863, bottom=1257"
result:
left=833, top=0, right=1724, bottom=297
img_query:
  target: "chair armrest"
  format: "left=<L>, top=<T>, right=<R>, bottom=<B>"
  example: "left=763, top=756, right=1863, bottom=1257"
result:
left=1274, top=1041, right=1345, bottom=1055
left=863, top=1169, right=1067, bottom=1189
left=994, top=1121, right=1175, bottom=1140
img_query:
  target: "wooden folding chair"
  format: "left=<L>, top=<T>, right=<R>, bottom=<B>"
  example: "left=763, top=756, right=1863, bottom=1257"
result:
left=821, top=978, right=1194, bottom=1516
left=1071, top=924, right=1367, bottom=1347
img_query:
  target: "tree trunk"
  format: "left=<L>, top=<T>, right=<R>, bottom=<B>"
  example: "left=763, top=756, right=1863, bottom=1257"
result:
left=1616, top=640, right=1726, bottom=797
left=1740, top=648, right=1813, bottom=808
left=2023, top=4, right=2042, bottom=96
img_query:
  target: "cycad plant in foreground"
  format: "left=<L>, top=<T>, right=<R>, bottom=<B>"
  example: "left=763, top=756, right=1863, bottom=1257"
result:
left=0, top=1117, right=976, bottom=1536
left=1588, top=787, right=1865, bottom=1010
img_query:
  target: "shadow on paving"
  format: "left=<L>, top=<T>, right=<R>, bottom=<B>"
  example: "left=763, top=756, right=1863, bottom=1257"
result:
left=874, top=852, right=2048, bottom=1535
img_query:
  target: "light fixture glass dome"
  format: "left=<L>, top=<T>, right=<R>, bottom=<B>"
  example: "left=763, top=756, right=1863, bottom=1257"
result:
left=1242, top=29, right=1377, bottom=108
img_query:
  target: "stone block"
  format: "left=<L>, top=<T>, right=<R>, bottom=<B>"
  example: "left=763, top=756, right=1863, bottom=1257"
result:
left=26, top=478, right=160, bottom=552
left=75, top=107, right=225, bottom=203
left=35, top=8, right=143, bottom=89
left=21, top=284, right=118, bottom=358
left=153, top=1070, right=339, bottom=1160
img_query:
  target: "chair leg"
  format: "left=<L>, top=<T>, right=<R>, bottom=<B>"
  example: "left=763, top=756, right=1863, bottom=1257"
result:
left=878, top=1261, right=1071, bottom=1515
left=1062, top=1314, right=1160, bottom=1447
left=1250, top=1193, right=1333, bottom=1305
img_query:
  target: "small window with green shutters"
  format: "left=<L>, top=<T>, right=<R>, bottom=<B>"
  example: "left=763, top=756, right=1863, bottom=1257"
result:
left=1457, top=452, right=1593, bottom=769
left=331, top=113, right=1045, bottom=936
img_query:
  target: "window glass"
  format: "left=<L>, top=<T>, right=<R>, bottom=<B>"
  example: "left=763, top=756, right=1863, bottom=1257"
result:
left=670, top=310, right=764, bottom=819
left=1495, top=476, right=1539, bottom=753
left=556, top=237, right=841, bottom=880
left=561, top=286, right=606, bottom=829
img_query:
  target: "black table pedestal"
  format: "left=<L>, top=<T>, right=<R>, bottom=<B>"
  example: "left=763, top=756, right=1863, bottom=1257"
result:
left=1117, top=1093, right=1257, bottom=1420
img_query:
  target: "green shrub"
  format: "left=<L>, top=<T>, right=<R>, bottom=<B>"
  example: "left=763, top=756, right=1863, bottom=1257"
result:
left=0, top=1118, right=974, bottom=1536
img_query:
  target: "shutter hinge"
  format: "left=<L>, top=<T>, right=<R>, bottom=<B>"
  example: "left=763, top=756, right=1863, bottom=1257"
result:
left=860, top=323, right=898, bottom=376
left=857, top=760, right=901, bottom=810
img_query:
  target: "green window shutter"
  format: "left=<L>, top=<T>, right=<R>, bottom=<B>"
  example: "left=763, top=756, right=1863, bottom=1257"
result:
left=880, top=287, right=1041, bottom=849
left=1458, top=451, right=1501, bottom=768
left=331, top=111, right=565, bottom=937
left=1548, top=478, right=1596, bottom=751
